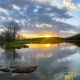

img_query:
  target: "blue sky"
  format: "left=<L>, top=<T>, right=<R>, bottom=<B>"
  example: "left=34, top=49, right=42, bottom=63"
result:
left=0, top=0, right=80, bottom=37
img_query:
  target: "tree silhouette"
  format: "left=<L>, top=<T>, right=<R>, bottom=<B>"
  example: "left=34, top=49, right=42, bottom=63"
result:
left=2, top=21, right=21, bottom=42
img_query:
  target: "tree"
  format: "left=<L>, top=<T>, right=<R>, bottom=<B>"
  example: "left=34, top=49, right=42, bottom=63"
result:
left=2, top=21, right=21, bottom=42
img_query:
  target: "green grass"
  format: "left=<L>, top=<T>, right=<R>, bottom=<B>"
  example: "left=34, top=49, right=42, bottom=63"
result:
left=5, top=41, right=29, bottom=48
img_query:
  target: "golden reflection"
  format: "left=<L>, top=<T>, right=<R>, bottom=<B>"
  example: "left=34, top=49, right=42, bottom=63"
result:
left=26, top=44, right=59, bottom=48
left=45, top=44, right=50, bottom=47
left=65, top=72, right=77, bottom=80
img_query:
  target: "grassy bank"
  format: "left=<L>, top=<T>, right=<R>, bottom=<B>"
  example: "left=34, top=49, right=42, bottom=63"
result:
left=5, top=41, right=29, bottom=48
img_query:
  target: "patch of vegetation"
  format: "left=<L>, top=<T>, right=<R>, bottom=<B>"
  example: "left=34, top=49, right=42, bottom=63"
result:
left=5, top=41, right=29, bottom=49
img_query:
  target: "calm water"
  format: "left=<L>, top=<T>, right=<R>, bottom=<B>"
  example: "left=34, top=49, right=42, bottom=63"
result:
left=0, top=43, right=80, bottom=80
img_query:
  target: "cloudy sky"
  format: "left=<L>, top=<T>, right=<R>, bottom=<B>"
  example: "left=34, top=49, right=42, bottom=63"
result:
left=0, top=0, right=80, bottom=38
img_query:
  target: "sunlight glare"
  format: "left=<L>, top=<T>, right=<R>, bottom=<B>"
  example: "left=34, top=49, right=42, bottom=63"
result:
left=40, top=34, right=52, bottom=38
left=44, top=35, right=51, bottom=37
left=46, top=44, right=50, bottom=47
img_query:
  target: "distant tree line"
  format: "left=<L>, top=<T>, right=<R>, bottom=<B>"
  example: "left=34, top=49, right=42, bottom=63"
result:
left=66, top=34, right=80, bottom=40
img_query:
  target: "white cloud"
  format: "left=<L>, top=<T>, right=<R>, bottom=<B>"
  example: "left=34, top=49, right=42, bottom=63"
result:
left=35, top=0, right=61, bottom=7
left=36, top=23, right=52, bottom=28
left=68, top=30, right=77, bottom=34
left=63, top=0, right=76, bottom=9
left=77, top=4, right=80, bottom=10
left=77, top=4, right=80, bottom=8
left=49, top=0, right=63, bottom=8
left=12, top=5, right=20, bottom=10
left=60, top=29, right=77, bottom=34
left=35, top=0, right=47, bottom=2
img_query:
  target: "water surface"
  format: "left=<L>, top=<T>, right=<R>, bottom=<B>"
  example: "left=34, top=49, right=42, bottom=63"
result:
left=0, top=43, right=80, bottom=80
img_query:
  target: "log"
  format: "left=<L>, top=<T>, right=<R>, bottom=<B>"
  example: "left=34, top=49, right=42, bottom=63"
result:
left=12, top=66, right=37, bottom=73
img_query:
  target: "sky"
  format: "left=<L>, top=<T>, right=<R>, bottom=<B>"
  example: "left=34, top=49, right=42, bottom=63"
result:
left=0, top=0, right=80, bottom=38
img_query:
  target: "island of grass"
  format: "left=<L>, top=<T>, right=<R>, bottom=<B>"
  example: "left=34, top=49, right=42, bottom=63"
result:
left=5, top=41, right=29, bottom=49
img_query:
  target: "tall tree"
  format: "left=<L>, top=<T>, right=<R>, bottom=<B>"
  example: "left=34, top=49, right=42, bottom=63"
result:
left=2, top=21, right=21, bottom=42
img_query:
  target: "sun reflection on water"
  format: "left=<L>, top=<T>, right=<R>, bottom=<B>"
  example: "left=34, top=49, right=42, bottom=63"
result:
left=26, top=43, right=59, bottom=48
left=45, top=44, right=50, bottom=47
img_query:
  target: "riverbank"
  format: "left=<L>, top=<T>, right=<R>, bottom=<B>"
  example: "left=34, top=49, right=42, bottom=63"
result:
left=5, top=41, right=29, bottom=48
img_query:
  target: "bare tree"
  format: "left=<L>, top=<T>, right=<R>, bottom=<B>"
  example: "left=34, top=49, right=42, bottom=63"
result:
left=2, top=21, right=21, bottom=42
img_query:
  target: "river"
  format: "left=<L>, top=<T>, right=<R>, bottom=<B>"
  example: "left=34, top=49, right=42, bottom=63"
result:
left=0, top=43, right=80, bottom=80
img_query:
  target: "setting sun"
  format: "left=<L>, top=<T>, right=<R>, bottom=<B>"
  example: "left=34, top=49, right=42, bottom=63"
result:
left=40, top=34, right=52, bottom=38
left=44, top=35, right=51, bottom=37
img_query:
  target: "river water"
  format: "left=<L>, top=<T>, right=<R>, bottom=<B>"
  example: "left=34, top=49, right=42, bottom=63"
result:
left=0, top=43, right=80, bottom=80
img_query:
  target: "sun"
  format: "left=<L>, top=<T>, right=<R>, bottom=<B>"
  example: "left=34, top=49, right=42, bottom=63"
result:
left=44, top=35, right=51, bottom=38
left=40, top=34, right=51, bottom=38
